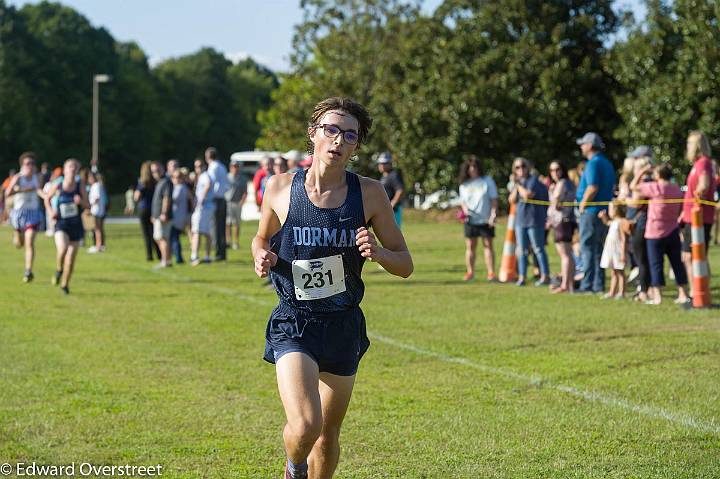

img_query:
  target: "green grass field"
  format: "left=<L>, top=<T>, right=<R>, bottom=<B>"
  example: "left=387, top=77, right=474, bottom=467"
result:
left=1, top=219, right=719, bottom=478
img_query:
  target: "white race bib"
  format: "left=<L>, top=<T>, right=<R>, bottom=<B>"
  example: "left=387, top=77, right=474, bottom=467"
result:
left=59, top=202, right=79, bottom=219
left=292, top=254, right=346, bottom=301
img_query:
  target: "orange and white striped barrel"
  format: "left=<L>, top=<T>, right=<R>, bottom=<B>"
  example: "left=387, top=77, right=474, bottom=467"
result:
left=499, top=203, right=518, bottom=283
left=691, top=203, right=711, bottom=308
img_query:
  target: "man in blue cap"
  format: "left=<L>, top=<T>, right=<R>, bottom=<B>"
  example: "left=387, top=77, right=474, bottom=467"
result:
left=576, top=132, right=616, bottom=293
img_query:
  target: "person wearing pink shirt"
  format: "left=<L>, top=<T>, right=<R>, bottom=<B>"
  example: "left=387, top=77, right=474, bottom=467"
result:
left=631, top=163, right=690, bottom=305
left=680, top=131, right=715, bottom=294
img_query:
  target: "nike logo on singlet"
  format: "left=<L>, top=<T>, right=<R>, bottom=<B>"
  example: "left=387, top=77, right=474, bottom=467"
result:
left=293, top=226, right=356, bottom=248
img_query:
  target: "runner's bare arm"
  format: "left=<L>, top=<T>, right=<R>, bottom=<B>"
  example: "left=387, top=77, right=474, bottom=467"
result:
left=359, top=178, right=413, bottom=278
left=251, top=174, right=291, bottom=278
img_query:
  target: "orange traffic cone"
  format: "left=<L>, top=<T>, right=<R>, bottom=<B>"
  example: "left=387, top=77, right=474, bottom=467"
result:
left=690, top=203, right=711, bottom=308
left=499, top=203, right=518, bottom=283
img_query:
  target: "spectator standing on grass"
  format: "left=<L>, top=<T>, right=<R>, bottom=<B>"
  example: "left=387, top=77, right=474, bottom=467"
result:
left=458, top=155, right=498, bottom=282
left=253, top=155, right=272, bottom=207
left=576, top=132, right=616, bottom=293
left=124, top=185, right=136, bottom=215
left=206, top=147, right=229, bottom=261
left=509, top=157, right=550, bottom=286
left=598, top=201, right=631, bottom=299
left=134, top=161, right=161, bottom=261
left=273, top=155, right=289, bottom=176
left=190, top=159, right=214, bottom=266
left=626, top=147, right=654, bottom=302
left=377, top=151, right=405, bottom=228
left=87, top=172, right=107, bottom=253
left=170, top=169, right=191, bottom=264
left=5, top=152, right=44, bottom=282
left=39, top=162, right=51, bottom=187
left=680, top=131, right=715, bottom=296
left=150, top=162, right=173, bottom=268
left=284, top=150, right=304, bottom=174
left=166, top=159, right=179, bottom=177
left=1, top=169, right=17, bottom=224
left=225, top=158, right=247, bottom=251
left=548, top=161, right=576, bottom=293
left=631, top=163, right=690, bottom=306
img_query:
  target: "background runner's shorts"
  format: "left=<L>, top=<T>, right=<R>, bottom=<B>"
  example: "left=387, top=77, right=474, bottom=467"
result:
left=56, top=218, right=84, bottom=242
left=263, top=304, right=370, bottom=376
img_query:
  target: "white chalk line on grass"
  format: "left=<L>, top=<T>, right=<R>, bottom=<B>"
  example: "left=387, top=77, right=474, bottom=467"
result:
left=102, top=252, right=720, bottom=436
left=370, top=333, right=720, bottom=436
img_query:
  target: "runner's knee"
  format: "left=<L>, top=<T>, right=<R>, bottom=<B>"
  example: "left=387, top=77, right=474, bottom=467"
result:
left=287, top=417, right=323, bottom=444
left=314, top=429, right=340, bottom=451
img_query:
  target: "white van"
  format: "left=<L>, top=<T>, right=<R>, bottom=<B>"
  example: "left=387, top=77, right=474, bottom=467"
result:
left=229, top=150, right=280, bottom=221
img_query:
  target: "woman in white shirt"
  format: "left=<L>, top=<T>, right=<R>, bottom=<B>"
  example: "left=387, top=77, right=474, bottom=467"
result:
left=458, top=155, right=498, bottom=281
left=88, top=172, right=107, bottom=253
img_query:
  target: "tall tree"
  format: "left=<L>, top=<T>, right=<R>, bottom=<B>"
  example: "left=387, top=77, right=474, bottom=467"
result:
left=609, top=0, right=720, bottom=169
left=0, top=1, right=50, bottom=171
left=257, top=0, right=621, bottom=193
left=0, top=2, right=278, bottom=192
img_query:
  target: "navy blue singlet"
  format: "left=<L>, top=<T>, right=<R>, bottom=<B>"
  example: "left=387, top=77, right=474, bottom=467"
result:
left=57, top=179, right=81, bottom=208
left=269, top=169, right=366, bottom=313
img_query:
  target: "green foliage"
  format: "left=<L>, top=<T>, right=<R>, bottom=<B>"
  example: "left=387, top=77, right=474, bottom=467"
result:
left=258, top=0, right=621, bottom=193
left=608, top=0, right=720, bottom=171
left=0, top=1, right=277, bottom=192
left=1, top=222, right=719, bottom=477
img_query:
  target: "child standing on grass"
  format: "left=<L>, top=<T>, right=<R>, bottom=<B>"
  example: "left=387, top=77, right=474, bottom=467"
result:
left=599, top=201, right=631, bottom=299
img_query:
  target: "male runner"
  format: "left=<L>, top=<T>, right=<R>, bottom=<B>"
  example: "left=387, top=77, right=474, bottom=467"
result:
left=252, top=97, right=413, bottom=479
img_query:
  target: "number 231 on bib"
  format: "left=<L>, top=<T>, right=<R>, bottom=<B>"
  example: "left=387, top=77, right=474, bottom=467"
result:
left=291, top=255, right=346, bottom=300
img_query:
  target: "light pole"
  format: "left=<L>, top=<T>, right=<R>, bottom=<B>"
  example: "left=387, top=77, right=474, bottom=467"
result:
left=92, top=74, right=111, bottom=169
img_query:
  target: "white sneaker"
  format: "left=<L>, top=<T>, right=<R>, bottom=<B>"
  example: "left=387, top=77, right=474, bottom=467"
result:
left=628, top=267, right=639, bottom=283
left=87, top=246, right=98, bottom=254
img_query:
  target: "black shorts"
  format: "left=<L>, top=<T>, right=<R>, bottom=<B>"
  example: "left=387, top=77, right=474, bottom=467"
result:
left=56, top=218, right=84, bottom=242
left=263, top=303, right=370, bottom=376
left=464, top=223, right=495, bottom=239
left=554, top=221, right=577, bottom=243
left=681, top=222, right=712, bottom=253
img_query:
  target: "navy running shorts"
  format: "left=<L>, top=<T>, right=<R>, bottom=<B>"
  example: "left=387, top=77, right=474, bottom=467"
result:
left=56, top=218, right=84, bottom=242
left=263, top=303, right=370, bottom=376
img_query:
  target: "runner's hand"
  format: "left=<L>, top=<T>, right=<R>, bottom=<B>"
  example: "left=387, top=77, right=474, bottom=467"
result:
left=356, top=227, right=380, bottom=262
left=73, top=194, right=82, bottom=205
left=254, top=248, right=278, bottom=278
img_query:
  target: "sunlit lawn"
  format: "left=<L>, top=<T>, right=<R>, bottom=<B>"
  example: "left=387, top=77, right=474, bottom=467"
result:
left=1, top=218, right=719, bottom=478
